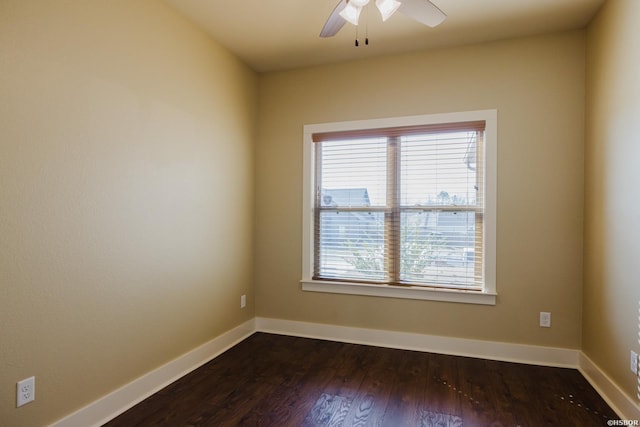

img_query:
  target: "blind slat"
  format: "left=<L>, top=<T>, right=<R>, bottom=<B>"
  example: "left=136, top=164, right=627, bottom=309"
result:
left=312, top=121, right=485, bottom=142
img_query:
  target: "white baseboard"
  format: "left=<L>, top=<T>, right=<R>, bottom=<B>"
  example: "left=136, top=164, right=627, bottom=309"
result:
left=50, top=319, right=255, bottom=427
left=255, top=317, right=579, bottom=368
left=579, top=352, right=640, bottom=421
left=50, top=316, right=640, bottom=426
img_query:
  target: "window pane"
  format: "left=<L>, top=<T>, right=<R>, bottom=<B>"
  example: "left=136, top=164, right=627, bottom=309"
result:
left=400, top=210, right=479, bottom=288
left=320, top=138, right=387, bottom=207
left=318, top=211, right=386, bottom=281
left=401, top=132, right=478, bottom=207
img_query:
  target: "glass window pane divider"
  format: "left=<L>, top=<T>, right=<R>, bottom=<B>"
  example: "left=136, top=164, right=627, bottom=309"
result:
left=388, top=137, right=400, bottom=282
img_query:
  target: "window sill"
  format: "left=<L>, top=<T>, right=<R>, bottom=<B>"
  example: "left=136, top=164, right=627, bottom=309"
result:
left=301, top=279, right=496, bottom=305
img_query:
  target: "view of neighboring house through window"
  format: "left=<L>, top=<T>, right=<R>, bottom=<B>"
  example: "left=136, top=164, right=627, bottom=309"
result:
left=312, top=120, right=486, bottom=291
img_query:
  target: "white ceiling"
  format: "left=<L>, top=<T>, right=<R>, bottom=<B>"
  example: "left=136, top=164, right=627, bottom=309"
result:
left=164, top=0, right=604, bottom=73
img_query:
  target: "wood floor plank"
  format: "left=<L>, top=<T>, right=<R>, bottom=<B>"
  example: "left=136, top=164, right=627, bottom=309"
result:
left=375, top=349, right=428, bottom=427
left=103, top=333, right=619, bottom=427
left=337, top=346, right=399, bottom=426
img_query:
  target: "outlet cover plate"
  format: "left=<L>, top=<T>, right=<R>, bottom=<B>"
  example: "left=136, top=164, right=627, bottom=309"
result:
left=17, top=376, right=35, bottom=407
left=539, top=312, right=551, bottom=328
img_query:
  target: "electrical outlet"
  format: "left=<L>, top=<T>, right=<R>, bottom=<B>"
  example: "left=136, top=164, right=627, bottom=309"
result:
left=240, top=294, right=246, bottom=309
left=539, top=312, right=551, bottom=328
left=631, top=350, right=638, bottom=375
left=17, top=376, right=35, bottom=407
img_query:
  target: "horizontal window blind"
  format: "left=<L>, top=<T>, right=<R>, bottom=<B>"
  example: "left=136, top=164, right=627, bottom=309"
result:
left=314, top=138, right=389, bottom=281
left=313, top=121, right=485, bottom=290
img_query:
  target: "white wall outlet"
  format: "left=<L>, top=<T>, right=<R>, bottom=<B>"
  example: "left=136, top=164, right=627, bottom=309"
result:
left=17, top=376, right=35, bottom=407
left=631, top=350, right=638, bottom=375
left=539, top=312, right=551, bottom=328
left=240, top=294, right=246, bottom=309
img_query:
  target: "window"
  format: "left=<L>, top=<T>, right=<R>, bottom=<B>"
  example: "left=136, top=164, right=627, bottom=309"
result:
left=302, top=110, right=496, bottom=305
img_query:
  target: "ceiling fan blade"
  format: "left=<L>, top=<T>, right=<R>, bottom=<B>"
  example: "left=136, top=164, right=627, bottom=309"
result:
left=398, top=0, right=446, bottom=28
left=320, top=0, right=348, bottom=37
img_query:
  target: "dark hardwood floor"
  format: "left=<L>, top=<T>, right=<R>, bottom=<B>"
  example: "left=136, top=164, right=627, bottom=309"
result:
left=104, top=333, right=618, bottom=426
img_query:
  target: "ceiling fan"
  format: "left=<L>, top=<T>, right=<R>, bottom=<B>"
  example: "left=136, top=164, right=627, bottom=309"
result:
left=320, top=0, right=446, bottom=38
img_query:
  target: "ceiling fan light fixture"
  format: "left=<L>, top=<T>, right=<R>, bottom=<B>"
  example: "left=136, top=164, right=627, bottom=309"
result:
left=339, top=3, right=363, bottom=26
left=349, top=0, right=370, bottom=7
left=375, top=0, right=401, bottom=21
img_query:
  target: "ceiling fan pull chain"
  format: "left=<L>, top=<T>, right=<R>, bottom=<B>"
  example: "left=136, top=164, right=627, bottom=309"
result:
left=355, top=25, right=359, bottom=47
left=365, top=2, right=370, bottom=45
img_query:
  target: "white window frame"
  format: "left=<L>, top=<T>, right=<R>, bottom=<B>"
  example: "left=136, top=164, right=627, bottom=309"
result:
left=301, top=110, right=497, bottom=305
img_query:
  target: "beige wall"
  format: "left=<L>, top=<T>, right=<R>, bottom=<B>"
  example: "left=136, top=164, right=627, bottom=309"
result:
left=0, top=1, right=257, bottom=425
left=584, top=0, right=640, bottom=405
left=256, top=31, right=586, bottom=348
left=7, top=0, right=635, bottom=423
